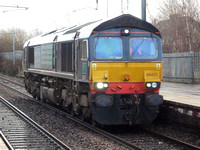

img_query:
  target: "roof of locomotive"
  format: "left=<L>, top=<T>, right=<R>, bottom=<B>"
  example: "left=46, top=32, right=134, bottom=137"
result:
left=24, top=14, right=161, bottom=47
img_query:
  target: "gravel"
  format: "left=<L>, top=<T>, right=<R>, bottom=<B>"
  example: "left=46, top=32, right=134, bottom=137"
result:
left=0, top=73, right=24, bottom=84
left=149, top=122, right=200, bottom=147
left=0, top=82, right=129, bottom=150
left=108, top=126, right=186, bottom=150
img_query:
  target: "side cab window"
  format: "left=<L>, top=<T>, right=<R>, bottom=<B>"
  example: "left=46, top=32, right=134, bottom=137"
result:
left=80, top=40, right=88, bottom=60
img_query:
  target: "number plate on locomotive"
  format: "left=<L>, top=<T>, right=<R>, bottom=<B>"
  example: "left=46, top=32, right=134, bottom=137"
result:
left=144, top=71, right=160, bottom=79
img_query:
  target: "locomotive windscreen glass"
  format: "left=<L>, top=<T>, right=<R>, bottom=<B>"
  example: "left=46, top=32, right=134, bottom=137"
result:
left=94, top=37, right=123, bottom=59
left=130, top=37, right=158, bottom=59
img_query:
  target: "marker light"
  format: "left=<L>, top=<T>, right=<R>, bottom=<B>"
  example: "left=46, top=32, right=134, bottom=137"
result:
left=124, top=29, right=129, bottom=34
left=121, top=28, right=130, bottom=36
left=103, top=83, right=109, bottom=88
left=152, top=82, right=157, bottom=88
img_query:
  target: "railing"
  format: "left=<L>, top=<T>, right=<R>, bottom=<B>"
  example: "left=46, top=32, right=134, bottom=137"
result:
left=163, top=52, right=200, bottom=83
left=0, top=51, right=23, bottom=60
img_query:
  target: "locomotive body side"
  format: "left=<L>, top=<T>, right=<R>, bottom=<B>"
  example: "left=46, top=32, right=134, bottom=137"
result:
left=23, top=14, right=163, bottom=125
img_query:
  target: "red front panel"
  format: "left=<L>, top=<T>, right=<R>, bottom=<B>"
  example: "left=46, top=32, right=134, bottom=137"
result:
left=90, top=82, right=160, bottom=95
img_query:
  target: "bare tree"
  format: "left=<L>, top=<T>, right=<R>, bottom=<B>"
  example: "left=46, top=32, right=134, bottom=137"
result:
left=27, top=28, right=43, bottom=39
left=0, top=28, right=26, bottom=52
left=0, top=28, right=42, bottom=52
left=154, top=0, right=200, bottom=53
left=0, top=28, right=43, bottom=76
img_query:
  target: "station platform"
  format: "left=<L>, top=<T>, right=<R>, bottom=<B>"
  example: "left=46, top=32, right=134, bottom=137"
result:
left=160, top=82, right=200, bottom=107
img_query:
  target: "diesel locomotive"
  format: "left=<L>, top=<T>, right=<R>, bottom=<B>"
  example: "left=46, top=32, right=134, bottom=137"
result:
left=23, top=14, right=163, bottom=125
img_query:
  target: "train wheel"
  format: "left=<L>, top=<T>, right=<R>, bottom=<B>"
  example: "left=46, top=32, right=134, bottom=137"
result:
left=36, top=87, right=40, bottom=100
left=36, top=96, right=40, bottom=101
left=32, top=93, right=36, bottom=99
left=90, top=115, right=97, bottom=127
left=42, top=98, right=46, bottom=103
left=79, top=107, right=87, bottom=121
left=70, top=110, right=75, bottom=117
left=91, top=120, right=96, bottom=127
left=79, top=113, right=85, bottom=121
left=32, top=95, right=36, bottom=99
left=32, top=89, right=37, bottom=99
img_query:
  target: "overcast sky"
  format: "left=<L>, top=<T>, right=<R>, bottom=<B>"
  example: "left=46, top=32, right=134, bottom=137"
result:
left=0, top=0, right=161, bottom=33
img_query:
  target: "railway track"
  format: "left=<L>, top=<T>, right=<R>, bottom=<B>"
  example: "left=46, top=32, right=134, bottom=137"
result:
left=144, top=128, right=200, bottom=150
left=0, top=96, right=70, bottom=150
left=0, top=75, right=24, bottom=87
left=0, top=75, right=199, bottom=150
left=0, top=76, right=142, bottom=149
left=109, top=125, right=200, bottom=150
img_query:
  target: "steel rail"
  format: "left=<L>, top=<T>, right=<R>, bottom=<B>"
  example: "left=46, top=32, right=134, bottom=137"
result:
left=0, top=76, right=24, bottom=87
left=144, top=128, right=200, bottom=150
left=0, top=95, right=71, bottom=150
left=0, top=79, right=142, bottom=150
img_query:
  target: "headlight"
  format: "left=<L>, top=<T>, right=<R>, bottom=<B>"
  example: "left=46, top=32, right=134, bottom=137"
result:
left=145, top=82, right=160, bottom=89
left=97, top=83, right=104, bottom=89
left=146, top=83, right=152, bottom=88
left=94, top=82, right=109, bottom=90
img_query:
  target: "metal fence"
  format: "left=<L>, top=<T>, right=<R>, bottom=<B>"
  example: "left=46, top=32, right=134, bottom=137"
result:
left=163, top=52, right=200, bottom=83
left=0, top=51, right=23, bottom=60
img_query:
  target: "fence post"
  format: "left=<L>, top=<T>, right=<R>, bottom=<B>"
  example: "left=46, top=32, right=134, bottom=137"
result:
left=12, top=32, right=15, bottom=67
left=175, top=53, right=177, bottom=82
left=189, top=52, right=194, bottom=83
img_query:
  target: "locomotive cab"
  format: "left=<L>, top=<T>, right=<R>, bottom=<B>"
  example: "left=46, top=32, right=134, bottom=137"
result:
left=87, top=27, right=163, bottom=125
